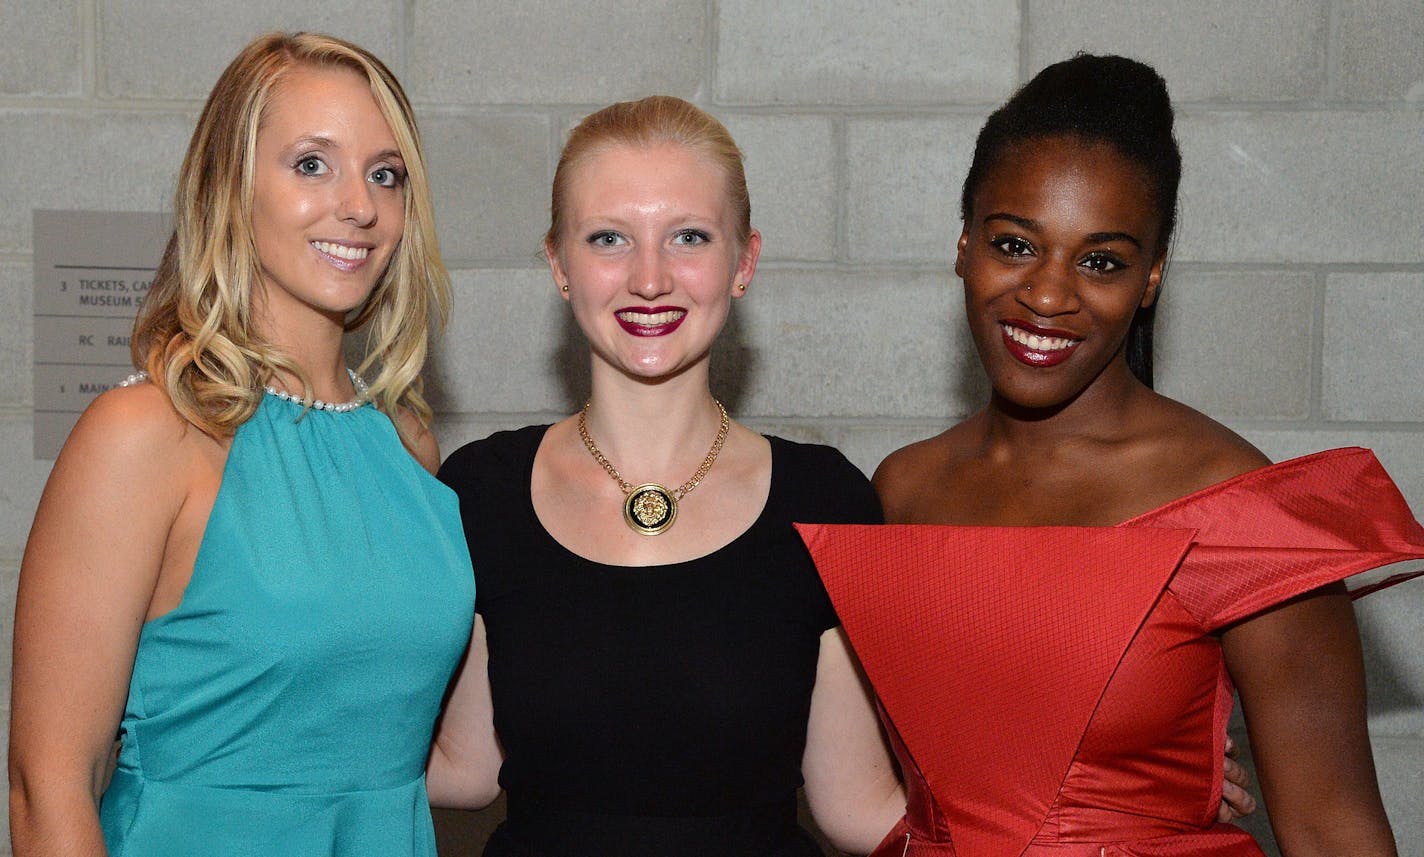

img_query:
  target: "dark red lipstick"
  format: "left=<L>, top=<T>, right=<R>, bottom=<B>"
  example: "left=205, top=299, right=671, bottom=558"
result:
left=615, top=305, right=687, bottom=337
left=999, top=320, right=1082, bottom=368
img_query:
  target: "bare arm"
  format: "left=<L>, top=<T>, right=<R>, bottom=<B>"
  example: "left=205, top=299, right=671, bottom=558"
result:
left=426, top=615, right=503, bottom=809
left=802, top=627, right=905, bottom=855
left=1223, top=584, right=1396, bottom=856
left=9, top=389, right=190, bottom=856
left=394, top=408, right=441, bottom=475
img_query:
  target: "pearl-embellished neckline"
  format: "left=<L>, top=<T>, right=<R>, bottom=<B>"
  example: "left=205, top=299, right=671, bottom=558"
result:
left=264, top=368, right=370, bottom=412
left=119, top=368, right=371, bottom=413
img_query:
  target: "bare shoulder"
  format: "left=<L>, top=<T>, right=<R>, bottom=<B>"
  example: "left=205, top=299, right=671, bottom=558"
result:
left=1137, top=396, right=1271, bottom=496
left=393, top=407, right=440, bottom=474
left=60, top=382, right=197, bottom=477
left=873, top=435, right=938, bottom=495
left=873, top=419, right=979, bottom=519
left=26, top=380, right=213, bottom=589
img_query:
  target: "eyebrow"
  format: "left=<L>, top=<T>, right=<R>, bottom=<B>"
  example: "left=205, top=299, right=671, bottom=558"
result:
left=287, top=136, right=404, bottom=163
left=1084, top=231, right=1142, bottom=248
left=983, top=212, right=1037, bottom=230
left=983, top=213, right=1143, bottom=249
left=290, top=135, right=338, bottom=151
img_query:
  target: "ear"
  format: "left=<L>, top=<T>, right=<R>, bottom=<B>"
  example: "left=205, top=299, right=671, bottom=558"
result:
left=544, top=238, right=571, bottom=303
left=732, top=228, right=762, bottom=300
left=953, top=230, right=970, bottom=280
left=1140, top=251, right=1166, bottom=309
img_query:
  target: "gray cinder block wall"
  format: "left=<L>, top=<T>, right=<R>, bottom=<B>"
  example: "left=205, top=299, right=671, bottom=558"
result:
left=2, top=2, right=1421, bottom=854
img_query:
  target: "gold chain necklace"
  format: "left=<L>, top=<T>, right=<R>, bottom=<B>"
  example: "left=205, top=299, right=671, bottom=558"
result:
left=578, top=399, right=730, bottom=536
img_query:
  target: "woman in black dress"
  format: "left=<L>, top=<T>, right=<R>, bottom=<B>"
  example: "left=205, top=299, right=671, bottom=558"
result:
left=427, top=95, right=904, bottom=857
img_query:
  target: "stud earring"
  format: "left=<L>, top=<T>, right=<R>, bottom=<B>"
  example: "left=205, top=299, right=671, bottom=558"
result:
left=561, top=283, right=570, bottom=293
left=735, top=282, right=747, bottom=293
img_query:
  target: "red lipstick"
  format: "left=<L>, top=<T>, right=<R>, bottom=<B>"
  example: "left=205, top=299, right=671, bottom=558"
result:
left=615, top=305, right=687, bottom=337
left=999, top=320, right=1081, bottom=368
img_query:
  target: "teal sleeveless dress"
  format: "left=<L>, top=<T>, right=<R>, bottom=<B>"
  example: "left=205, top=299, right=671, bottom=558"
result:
left=99, top=390, right=475, bottom=856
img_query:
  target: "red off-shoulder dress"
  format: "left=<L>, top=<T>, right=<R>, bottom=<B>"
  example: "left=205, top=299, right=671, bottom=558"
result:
left=797, top=448, right=1424, bottom=856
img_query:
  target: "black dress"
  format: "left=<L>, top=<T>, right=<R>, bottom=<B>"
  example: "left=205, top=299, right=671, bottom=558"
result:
left=438, top=426, right=881, bottom=857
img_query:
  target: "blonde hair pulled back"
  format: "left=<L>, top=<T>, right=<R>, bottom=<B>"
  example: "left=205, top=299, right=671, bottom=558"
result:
left=546, top=95, right=751, bottom=250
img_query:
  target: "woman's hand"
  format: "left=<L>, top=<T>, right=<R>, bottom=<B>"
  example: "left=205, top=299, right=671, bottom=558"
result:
left=1218, top=736, right=1257, bottom=822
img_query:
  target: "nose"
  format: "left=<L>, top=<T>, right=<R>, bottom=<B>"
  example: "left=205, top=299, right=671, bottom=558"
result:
left=1015, top=258, right=1079, bottom=317
left=337, top=174, right=378, bottom=228
left=629, top=244, right=673, bottom=300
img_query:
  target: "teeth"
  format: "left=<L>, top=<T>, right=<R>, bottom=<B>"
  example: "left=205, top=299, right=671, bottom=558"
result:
left=618, top=310, right=686, bottom=325
left=1002, top=323, right=1076, bottom=352
left=312, top=241, right=369, bottom=261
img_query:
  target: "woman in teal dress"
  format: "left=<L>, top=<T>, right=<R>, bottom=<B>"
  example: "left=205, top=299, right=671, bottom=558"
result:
left=9, top=32, right=474, bottom=856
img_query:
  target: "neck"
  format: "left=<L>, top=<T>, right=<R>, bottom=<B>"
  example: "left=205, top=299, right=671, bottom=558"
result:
left=981, top=363, right=1148, bottom=452
left=256, top=311, right=353, bottom=402
left=581, top=364, right=724, bottom=477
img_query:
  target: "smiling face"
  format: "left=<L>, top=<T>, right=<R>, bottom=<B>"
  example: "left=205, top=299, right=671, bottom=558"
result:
left=547, top=141, right=760, bottom=383
left=249, top=64, right=406, bottom=335
left=956, top=136, right=1166, bottom=411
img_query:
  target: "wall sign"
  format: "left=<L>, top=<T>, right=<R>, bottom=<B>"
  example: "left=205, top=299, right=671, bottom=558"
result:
left=32, top=210, right=169, bottom=459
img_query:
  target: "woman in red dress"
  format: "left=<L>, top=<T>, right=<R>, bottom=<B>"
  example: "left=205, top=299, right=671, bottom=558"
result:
left=798, top=54, right=1423, bottom=856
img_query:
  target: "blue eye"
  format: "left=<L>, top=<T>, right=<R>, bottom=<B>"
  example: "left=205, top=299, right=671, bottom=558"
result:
left=369, top=166, right=403, bottom=188
left=296, top=155, right=328, bottom=176
left=588, top=231, right=627, bottom=247
left=673, top=229, right=711, bottom=246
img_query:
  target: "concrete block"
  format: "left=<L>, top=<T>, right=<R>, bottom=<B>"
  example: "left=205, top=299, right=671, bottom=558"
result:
left=720, top=115, right=837, bottom=263
left=408, top=0, right=705, bottom=104
left=1, top=0, right=82, bottom=96
left=1154, top=269, right=1315, bottom=420
left=100, top=1, right=402, bottom=100
left=1176, top=112, right=1424, bottom=264
left=716, top=0, right=1018, bottom=105
left=845, top=116, right=984, bottom=264
left=725, top=268, right=971, bottom=419
left=1, top=264, right=33, bottom=407
left=746, top=419, right=960, bottom=486
left=1375, top=737, right=1424, bottom=856
left=1336, top=0, right=1424, bottom=101
left=432, top=416, right=564, bottom=465
left=0, top=563, right=15, bottom=708
left=1323, top=273, right=1424, bottom=421
left=422, top=113, right=551, bottom=265
left=1025, top=0, right=1327, bottom=101
left=1356, top=590, right=1424, bottom=738
left=0, top=416, right=54, bottom=558
left=0, top=112, right=190, bottom=254
left=429, top=268, right=583, bottom=415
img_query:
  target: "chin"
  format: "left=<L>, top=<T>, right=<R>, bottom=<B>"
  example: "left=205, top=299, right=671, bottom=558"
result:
left=987, top=372, right=1084, bottom=413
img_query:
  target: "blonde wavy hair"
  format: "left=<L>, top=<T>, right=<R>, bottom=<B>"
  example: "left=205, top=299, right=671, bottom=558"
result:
left=131, top=31, right=449, bottom=442
left=546, top=95, right=752, bottom=250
